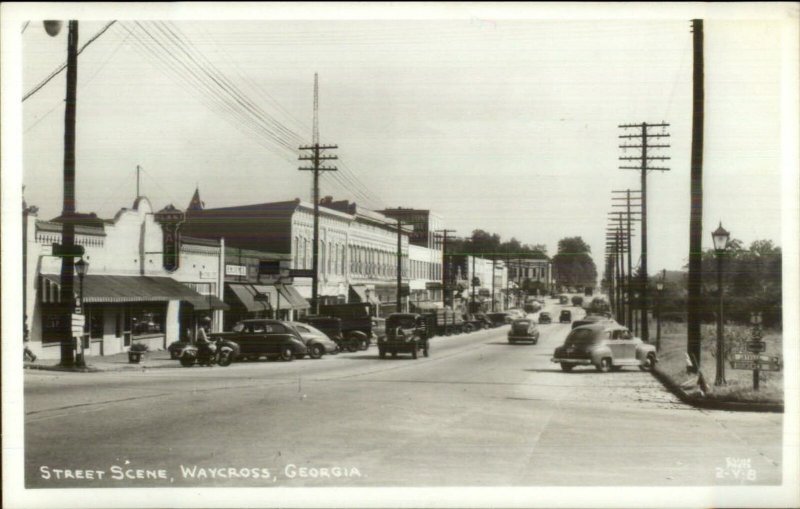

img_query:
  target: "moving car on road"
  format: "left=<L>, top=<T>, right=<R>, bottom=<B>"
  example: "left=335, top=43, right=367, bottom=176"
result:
left=486, top=312, right=513, bottom=327
left=551, top=323, right=657, bottom=372
left=288, top=322, right=340, bottom=358
left=508, top=318, right=540, bottom=344
left=559, top=310, right=572, bottom=323
left=538, top=312, right=553, bottom=324
left=379, top=313, right=430, bottom=359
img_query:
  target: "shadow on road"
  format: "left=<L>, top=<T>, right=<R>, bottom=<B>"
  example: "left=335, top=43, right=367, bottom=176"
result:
left=524, top=368, right=644, bottom=375
left=336, top=355, right=418, bottom=361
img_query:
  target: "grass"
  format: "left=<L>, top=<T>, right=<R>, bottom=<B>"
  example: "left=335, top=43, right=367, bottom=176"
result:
left=653, top=319, right=783, bottom=405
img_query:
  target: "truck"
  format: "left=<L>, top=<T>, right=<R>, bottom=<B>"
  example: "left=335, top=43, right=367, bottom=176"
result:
left=312, top=302, right=374, bottom=349
left=378, top=313, right=432, bottom=359
left=429, top=307, right=464, bottom=335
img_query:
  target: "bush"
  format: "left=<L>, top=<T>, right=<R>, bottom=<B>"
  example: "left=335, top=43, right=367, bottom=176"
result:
left=571, top=296, right=583, bottom=306
left=129, top=342, right=149, bottom=352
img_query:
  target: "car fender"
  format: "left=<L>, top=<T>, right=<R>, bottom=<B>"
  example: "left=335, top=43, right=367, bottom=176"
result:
left=636, top=343, right=657, bottom=360
left=590, top=345, right=613, bottom=365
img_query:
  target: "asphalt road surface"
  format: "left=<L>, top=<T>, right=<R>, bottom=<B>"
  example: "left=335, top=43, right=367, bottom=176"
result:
left=24, top=302, right=782, bottom=488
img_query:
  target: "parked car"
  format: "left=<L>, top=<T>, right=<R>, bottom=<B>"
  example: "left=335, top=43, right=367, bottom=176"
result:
left=538, top=311, right=553, bottom=324
left=571, top=314, right=616, bottom=330
left=212, top=319, right=308, bottom=361
left=379, top=313, right=430, bottom=359
left=551, top=323, right=657, bottom=372
left=300, top=316, right=369, bottom=352
left=287, top=322, right=340, bottom=358
left=486, top=312, right=512, bottom=327
left=508, top=318, right=540, bottom=344
left=371, top=317, right=387, bottom=343
left=559, top=310, right=572, bottom=323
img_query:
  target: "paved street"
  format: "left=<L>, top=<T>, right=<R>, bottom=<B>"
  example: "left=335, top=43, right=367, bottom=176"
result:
left=24, top=302, right=782, bottom=488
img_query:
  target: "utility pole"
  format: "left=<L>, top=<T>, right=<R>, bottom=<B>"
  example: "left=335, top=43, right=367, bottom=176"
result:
left=55, top=20, right=81, bottom=367
left=611, top=190, right=641, bottom=328
left=396, top=219, right=404, bottom=313
left=491, top=257, right=496, bottom=312
left=619, top=122, right=670, bottom=342
left=299, top=73, right=337, bottom=315
left=471, top=255, right=476, bottom=313
left=435, top=229, right=456, bottom=307
left=687, top=19, right=705, bottom=371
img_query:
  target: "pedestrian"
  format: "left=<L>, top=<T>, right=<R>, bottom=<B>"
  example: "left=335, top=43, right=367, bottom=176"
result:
left=23, top=325, right=37, bottom=362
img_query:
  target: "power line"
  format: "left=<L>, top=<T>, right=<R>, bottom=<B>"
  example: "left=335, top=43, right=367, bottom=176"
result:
left=22, top=21, right=118, bottom=102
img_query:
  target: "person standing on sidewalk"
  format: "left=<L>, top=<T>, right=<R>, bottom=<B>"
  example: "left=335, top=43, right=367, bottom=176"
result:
left=23, top=324, right=37, bottom=362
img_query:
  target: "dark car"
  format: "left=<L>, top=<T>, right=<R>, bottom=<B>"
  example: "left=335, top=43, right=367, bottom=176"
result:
left=559, top=310, right=572, bottom=323
left=571, top=314, right=616, bottom=330
left=551, top=323, right=657, bottom=372
left=213, top=319, right=307, bottom=361
left=486, top=312, right=512, bottom=327
left=379, top=313, right=430, bottom=359
left=538, top=312, right=553, bottom=324
left=508, top=318, right=540, bottom=344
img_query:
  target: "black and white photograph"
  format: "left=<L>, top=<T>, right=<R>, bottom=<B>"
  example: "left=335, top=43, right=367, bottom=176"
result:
left=2, top=3, right=799, bottom=508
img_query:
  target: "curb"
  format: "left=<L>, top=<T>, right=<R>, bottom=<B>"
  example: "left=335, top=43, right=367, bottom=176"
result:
left=651, top=365, right=783, bottom=413
left=24, top=361, right=180, bottom=373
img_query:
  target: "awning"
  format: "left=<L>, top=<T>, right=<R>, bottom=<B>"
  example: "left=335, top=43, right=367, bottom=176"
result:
left=227, top=283, right=272, bottom=313
left=184, top=294, right=230, bottom=311
left=349, top=284, right=368, bottom=302
left=40, top=274, right=217, bottom=306
left=277, top=284, right=310, bottom=310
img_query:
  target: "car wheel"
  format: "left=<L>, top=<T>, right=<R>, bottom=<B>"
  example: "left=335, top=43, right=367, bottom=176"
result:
left=597, top=358, right=612, bottom=373
left=423, top=341, right=430, bottom=357
left=279, top=346, right=294, bottom=362
left=463, top=323, right=474, bottom=334
left=560, top=362, right=574, bottom=372
left=379, top=347, right=386, bottom=358
left=359, top=338, right=369, bottom=351
left=639, top=353, right=656, bottom=371
left=309, top=344, right=324, bottom=359
left=346, top=339, right=359, bottom=353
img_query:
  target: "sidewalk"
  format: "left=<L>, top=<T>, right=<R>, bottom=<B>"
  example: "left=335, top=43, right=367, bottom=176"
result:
left=24, top=350, right=180, bottom=373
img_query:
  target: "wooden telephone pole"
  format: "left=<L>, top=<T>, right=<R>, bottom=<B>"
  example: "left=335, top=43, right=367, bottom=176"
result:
left=299, top=74, right=337, bottom=315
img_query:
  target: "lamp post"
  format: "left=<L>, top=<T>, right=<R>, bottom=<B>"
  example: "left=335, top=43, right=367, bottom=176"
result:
left=633, top=291, right=640, bottom=335
left=655, top=278, right=664, bottom=351
left=75, top=258, right=89, bottom=367
left=712, top=222, right=730, bottom=386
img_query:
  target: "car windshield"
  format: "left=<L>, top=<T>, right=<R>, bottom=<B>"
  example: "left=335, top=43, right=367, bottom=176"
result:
left=514, top=320, right=531, bottom=327
left=565, top=329, right=599, bottom=346
left=392, top=317, right=416, bottom=328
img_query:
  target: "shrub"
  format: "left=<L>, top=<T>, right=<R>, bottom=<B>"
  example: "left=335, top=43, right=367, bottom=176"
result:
left=129, top=342, right=149, bottom=352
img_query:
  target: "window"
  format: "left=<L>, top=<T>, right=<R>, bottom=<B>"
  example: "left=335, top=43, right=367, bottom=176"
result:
left=130, top=305, right=166, bottom=338
left=89, top=309, right=104, bottom=339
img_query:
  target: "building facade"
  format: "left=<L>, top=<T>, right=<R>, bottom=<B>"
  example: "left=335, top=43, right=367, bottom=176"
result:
left=24, top=197, right=228, bottom=359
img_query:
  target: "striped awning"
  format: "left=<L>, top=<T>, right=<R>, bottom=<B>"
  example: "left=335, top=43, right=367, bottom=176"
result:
left=277, top=284, right=310, bottom=310
left=227, top=284, right=272, bottom=313
left=39, top=274, right=218, bottom=306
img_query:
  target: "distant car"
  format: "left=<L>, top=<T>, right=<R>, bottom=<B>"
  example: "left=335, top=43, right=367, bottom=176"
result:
left=506, top=309, right=527, bottom=320
left=551, top=323, right=657, bottom=372
left=538, top=312, right=553, bottom=324
left=486, top=312, right=512, bottom=327
left=379, top=313, right=430, bottom=359
left=508, top=318, right=540, bottom=344
left=559, top=310, right=572, bottom=323
left=559, top=295, right=569, bottom=305
left=571, top=314, right=616, bottom=330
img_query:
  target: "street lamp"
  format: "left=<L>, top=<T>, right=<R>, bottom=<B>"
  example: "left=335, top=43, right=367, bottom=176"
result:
left=712, top=222, right=730, bottom=386
left=75, top=257, right=89, bottom=367
left=655, top=278, right=664, bottom=351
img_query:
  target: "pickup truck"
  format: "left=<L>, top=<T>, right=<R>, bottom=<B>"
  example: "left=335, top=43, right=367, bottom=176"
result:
left=211, top=319, right=308, bottom=361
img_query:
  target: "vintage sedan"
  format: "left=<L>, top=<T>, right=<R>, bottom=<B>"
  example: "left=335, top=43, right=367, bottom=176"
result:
left=288, top=322, right=340, bottom=358
left=538, top=312, right=553, bottom=324
left=551, top=323, right=657, bottom=372
left=508, top=318, right=540, bottom=344
left=486, top=312, right=513, bottom=327
left=559, top=310, right=572, bottom=323
left=213, top=320, right=308, bottom=361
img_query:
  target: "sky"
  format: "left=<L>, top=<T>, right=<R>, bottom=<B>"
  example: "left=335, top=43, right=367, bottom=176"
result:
left=10, top=4, right=798, bottom=275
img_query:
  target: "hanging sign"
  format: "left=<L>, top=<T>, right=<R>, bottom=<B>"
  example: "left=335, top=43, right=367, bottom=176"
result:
left=154, top=205, right=185, bottom=272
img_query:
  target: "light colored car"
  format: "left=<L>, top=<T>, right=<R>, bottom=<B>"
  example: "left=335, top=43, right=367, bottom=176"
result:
left=288, top=322, right=340, bottom=358
left=551, top=323, right=657, bottom=372
left=508, top=318, right=540, bottom=344
left=506, top=308, right=527, bottom=320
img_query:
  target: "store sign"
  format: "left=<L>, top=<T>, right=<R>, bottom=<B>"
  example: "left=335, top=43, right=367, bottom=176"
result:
left=226, top=264, right=247, bottom=277
left=154, top=205, right=185, bottom=272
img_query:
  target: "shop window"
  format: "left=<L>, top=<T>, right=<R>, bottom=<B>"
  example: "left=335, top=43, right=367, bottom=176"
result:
left=130, top=305, right=167, bottom=337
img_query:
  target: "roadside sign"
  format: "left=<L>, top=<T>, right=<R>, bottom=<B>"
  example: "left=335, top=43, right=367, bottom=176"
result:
left=731, top=352, right=775, bottom=362
left=730, top=354, right=782, bottom=372
left=746, top=341, right=766, bottom=353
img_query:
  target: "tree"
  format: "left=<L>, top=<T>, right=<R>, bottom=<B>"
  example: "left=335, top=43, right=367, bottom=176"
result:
left=552, top=236, right=597, bottom=289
